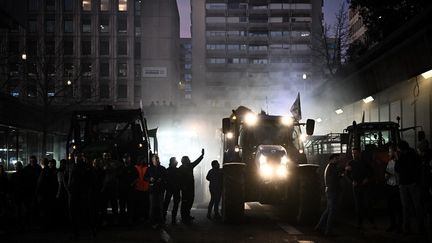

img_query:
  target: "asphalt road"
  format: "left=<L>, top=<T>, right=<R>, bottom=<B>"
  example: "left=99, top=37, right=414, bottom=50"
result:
left=2, top=202, right=430, bottom=243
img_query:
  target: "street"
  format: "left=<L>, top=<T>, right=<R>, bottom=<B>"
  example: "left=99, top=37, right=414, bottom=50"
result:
left=3, top=202, right=429, bottom=243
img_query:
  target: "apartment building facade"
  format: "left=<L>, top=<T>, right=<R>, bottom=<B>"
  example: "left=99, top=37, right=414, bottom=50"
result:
left=2, top=0, right=180, bottom=108
left=192, top=0, right=323, bottom=111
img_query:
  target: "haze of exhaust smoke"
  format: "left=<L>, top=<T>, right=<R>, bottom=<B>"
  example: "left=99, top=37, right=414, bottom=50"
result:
left=144, top=67, right=346, bottom=203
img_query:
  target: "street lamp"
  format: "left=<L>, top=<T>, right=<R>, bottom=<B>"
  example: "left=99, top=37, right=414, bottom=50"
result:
left=67, top=80, right=72, bottom=86
left=302, top=73, right=307, bottom=80
left=21, top=53, right=27, bottom=60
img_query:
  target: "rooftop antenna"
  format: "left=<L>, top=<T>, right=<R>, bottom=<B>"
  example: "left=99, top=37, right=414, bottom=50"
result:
left=265, top=96, right=269, bottom=114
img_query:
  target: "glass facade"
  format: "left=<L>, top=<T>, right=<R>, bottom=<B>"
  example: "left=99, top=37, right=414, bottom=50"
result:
left=0, top=125, right=66, bottom=171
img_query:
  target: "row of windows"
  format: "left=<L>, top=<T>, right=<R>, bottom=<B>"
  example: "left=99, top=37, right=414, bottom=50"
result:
left=27, top=16, right=137, bottom=34
left=205, top=3, right=312, bottom=10
left=8, top=62, right=141, bottom=80
left=206, top=16, right=312, bottom=24
left=6, top=82, right=140, bottom=100
left=206, top=57, right=312, bottom=64
left=206, top=44, right=310, bottom=51
left=29, top=0, right=137, bottom=13
left=206, top=30, right=310, bottom=37
left=8, top=39, right=141, bottom=57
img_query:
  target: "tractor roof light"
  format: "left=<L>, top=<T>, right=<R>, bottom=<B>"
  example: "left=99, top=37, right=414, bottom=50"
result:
left=421, top=69, right=432, bottom=79
left=244, top=112, right=258, bottom=126
left=363, top=96, right=374, bottom=103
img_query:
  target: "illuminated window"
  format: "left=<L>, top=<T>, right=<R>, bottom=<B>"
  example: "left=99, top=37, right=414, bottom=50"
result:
left=82, top=0, right=91, bottom=11
left=119, top=0, right=127, bottom=11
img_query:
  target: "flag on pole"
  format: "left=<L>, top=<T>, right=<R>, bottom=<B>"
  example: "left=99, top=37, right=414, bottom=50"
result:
left=290, top=92, right=302, bottom=120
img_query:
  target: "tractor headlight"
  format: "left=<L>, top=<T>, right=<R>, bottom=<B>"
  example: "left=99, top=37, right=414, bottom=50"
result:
left=281, top=116, right=293, bottom=126
left=245, top=112, right=258, bottom=126
left=259, top=155, right=267, bottom=164
left=276, top=165, right=288, bottom=178
left=259, top=163, right=272, bottom=177
left=281, top=155, right=289, bottom=165
left=226, top=132, right=234, bottom=139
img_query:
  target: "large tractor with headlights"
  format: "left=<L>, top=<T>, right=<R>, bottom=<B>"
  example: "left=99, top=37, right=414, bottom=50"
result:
left=305, top=119, right=419, bottom=210
left=221, top=106, right=319, bottom=223
left=66, top=107, right=157, bottom=163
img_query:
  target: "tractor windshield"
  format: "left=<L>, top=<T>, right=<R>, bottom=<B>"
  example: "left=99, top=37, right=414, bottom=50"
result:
left=356, top=129, right=394, bottom=150
left=239, top=119, right=302, bottom=152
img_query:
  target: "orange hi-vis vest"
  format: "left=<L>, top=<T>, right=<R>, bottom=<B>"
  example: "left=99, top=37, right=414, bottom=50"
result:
left=135, top=165, right=149, bottom=192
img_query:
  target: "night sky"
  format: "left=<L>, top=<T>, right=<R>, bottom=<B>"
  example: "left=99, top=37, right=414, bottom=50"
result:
left=176, top=0, right=345, bottom=38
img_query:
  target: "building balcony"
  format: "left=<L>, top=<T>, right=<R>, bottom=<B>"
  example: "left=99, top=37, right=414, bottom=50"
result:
left=206, top=9, right=226, bottom=17
left=291, top=22, right=311, bottom=31
left=227, top=35, right=247, bottom=42
left=248, top=36, right=269, bottom=43
left=248, top=9, right=269, bottom=15
left=206, top=36, right=226, bottom=42
left=226, top=49, right=247, bottom=55
left=248, top=50, right=269, bottom=56
left=269, top=49, right=291, bottom=56
left=268, top=22, right=291, bottom=28
left=227, top=9, right=247, bottom=16
left=206, top=50, right=226, bottom=56
left=227, top=22, right=248, bottom=28
left=248, top=22, right=268, bottom=28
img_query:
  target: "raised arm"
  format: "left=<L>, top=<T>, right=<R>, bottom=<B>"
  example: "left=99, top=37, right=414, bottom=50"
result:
left=191, top=149, right=205, bottom=168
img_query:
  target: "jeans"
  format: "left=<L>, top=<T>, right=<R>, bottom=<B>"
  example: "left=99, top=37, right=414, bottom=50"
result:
left=208, top=188, right=221, bottom=216
left=316, top=190, right=338, bottom=234
left=353, top=185, right=375, bottom=226
left=399, top=183, right=425, bottom=232
left=386, top=184, right=402, bottom=229
left=149, top=192, right=164, bottom=225
left=163, top=189, right=180, bottom=221
left=181, top=184, right=195, bottom=221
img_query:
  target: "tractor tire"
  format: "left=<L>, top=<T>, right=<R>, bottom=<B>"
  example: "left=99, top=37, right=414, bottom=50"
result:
left=296, top=165, right=321, bottom=225
left=222, top=163, right=245, bottom=223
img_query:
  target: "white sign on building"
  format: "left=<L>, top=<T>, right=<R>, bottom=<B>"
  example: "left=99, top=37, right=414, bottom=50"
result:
left=142, top=67, right=167, bottom=78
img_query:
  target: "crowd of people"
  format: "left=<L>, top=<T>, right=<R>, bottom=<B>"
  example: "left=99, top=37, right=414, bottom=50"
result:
left=316, top=138, right=432, bottom=237
left=0, top=148, right=225, bottom=239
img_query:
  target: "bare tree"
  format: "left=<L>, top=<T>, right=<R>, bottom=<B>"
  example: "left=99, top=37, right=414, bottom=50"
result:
left=313, top=2, right=349, bottom=79
left=1, top=33, right=98, bottom=155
